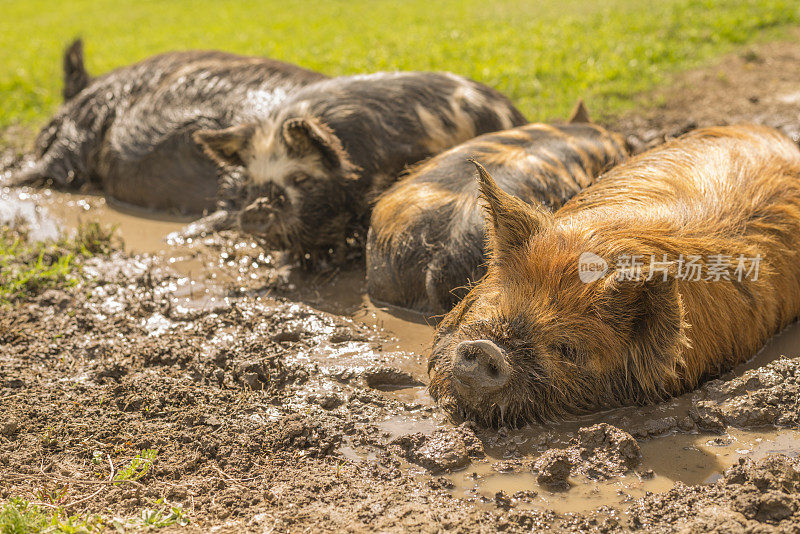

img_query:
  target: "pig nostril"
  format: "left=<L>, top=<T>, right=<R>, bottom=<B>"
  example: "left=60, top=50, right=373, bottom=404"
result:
left=453, top=339, right=509, bottom=390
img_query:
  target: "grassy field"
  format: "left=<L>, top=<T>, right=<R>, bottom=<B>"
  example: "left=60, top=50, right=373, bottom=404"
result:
left=1, top=0, right=799, bottom=129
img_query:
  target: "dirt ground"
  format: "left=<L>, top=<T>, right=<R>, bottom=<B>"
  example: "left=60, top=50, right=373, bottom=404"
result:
left=610, top=30, right=800, bottom=149
left=3, top=33, right=800, bottom=533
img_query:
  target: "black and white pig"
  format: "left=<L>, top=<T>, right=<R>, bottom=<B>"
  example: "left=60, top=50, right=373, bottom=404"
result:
left=193, top=71, right=528, bottom=263
left=8, top=39, right=327, bottom=214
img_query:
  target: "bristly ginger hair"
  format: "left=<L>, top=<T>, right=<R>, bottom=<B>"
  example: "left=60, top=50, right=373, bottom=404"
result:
left=429, top=124, right=800, bottom=426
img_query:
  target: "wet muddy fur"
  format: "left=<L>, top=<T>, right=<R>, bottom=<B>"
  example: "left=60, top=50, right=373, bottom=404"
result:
left=367, top=109, right=628, bottom=315
left=196, top=71, right=528, bottom=262
left=429, top=124, right=800, bottom=426
left=10, top=39, right=326, bottom=214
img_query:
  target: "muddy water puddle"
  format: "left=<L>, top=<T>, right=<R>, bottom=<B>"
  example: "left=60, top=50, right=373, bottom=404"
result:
left=5, top=185, right=800, bottom=516
left=449, top=428, right=800, bottom=514
left=2, top=185, right=434, bottom=391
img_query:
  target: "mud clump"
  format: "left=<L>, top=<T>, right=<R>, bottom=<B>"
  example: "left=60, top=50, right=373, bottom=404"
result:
left=631, top=455, right=800, bottom=531
left=576, top=424, right=642, bottom=479
left=534, top=450, right=573, bottom=489
left=270, top=414, right=343, bottom=457
left=391, top=427, right=485, bottom=473
left=307, top=392, right=345, bottom=410
left=532, top=424, right=642, bottom=489
left=361, top=366, right=424, bottom=390
left=690, top=356, right=800, bottom=431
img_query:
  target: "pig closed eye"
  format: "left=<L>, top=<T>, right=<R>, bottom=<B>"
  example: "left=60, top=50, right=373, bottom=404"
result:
left=288, top=172, right=310, bottom=187
left=487, top=362, right=500, bottom=377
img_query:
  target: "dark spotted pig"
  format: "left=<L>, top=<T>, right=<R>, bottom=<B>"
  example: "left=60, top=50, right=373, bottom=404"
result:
left=366, top=103, right=628, bottom=314
left=9, top=40, right=327, bottom=214
left=194, top=71, right=527, bottom=262
left=429, top=124, right=800, bottom=427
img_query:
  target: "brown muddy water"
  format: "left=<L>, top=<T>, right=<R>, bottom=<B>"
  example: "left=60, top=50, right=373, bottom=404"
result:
left=3, top=184, right=800, bottom=516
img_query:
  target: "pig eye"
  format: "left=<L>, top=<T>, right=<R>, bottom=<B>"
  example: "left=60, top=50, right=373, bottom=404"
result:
left=288, top=172, right=310, bottom=187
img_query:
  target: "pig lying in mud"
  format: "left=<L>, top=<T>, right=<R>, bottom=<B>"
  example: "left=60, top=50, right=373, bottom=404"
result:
left=193, top=71, right=527, bottom=263
left=366, top=102, right=628, bottom=314
left=428, top=124, right=800, bottom=426
left=8, top=40, right=327, bottom=214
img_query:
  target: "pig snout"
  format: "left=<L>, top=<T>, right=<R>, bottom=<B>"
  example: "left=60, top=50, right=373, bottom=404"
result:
left=239, top=198, right=280, bottom=235
left=451, top=339, right=510, bottom=393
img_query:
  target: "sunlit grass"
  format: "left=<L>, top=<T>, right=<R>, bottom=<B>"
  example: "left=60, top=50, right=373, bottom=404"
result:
left=0, top=496, right=188, bottom=533
left=1, top=0, right=798, bottom=129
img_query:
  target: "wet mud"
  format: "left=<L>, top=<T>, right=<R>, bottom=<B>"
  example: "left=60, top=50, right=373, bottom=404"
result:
left=3, top=34, right=800, bottom=532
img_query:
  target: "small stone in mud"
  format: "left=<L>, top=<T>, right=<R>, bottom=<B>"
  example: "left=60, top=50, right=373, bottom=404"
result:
left=0, top=419, right=19, bottom=436
left=307, top=393, right=344, bottom=410
left=271, top=330, right=302, bottom=343
left=638, top=469, right=655, bottom=480
left=677, top=416, right=696, bottom=431
left=493, top=459, right=524, bottom=472
left=512, top=490, right=538, bottom=502
left=494, top=490, right=512, bottom=509
left=327, top=329, right=366, bottom=344
left=427, top=477, right=455, bottom=490
left=707, top=435, right=733, bottom=447
left=534, top=450, right=573, bottom=489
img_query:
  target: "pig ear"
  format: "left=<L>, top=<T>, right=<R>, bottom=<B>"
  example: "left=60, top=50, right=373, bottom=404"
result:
left=600, top=271, right=688, bottom=397
left=194, top=124, right=256, bottom=167
left=472, top=159, right=553, bottom=258
left=568, top=99, right=592, bottom=124
left=282, top=117, right=350, bottom=172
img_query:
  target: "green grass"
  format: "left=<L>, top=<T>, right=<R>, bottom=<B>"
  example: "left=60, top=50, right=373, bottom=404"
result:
left=0, top=450, right=183, bottom=533
left=0, top=498, right=103, bottom=534
left=0, top=222, right=117, bottom=303
left=0, top=497, right=188, bottom=533
left=1, top=0, right=799, bottom=130
left=112, top=449, right=157, bottom=486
